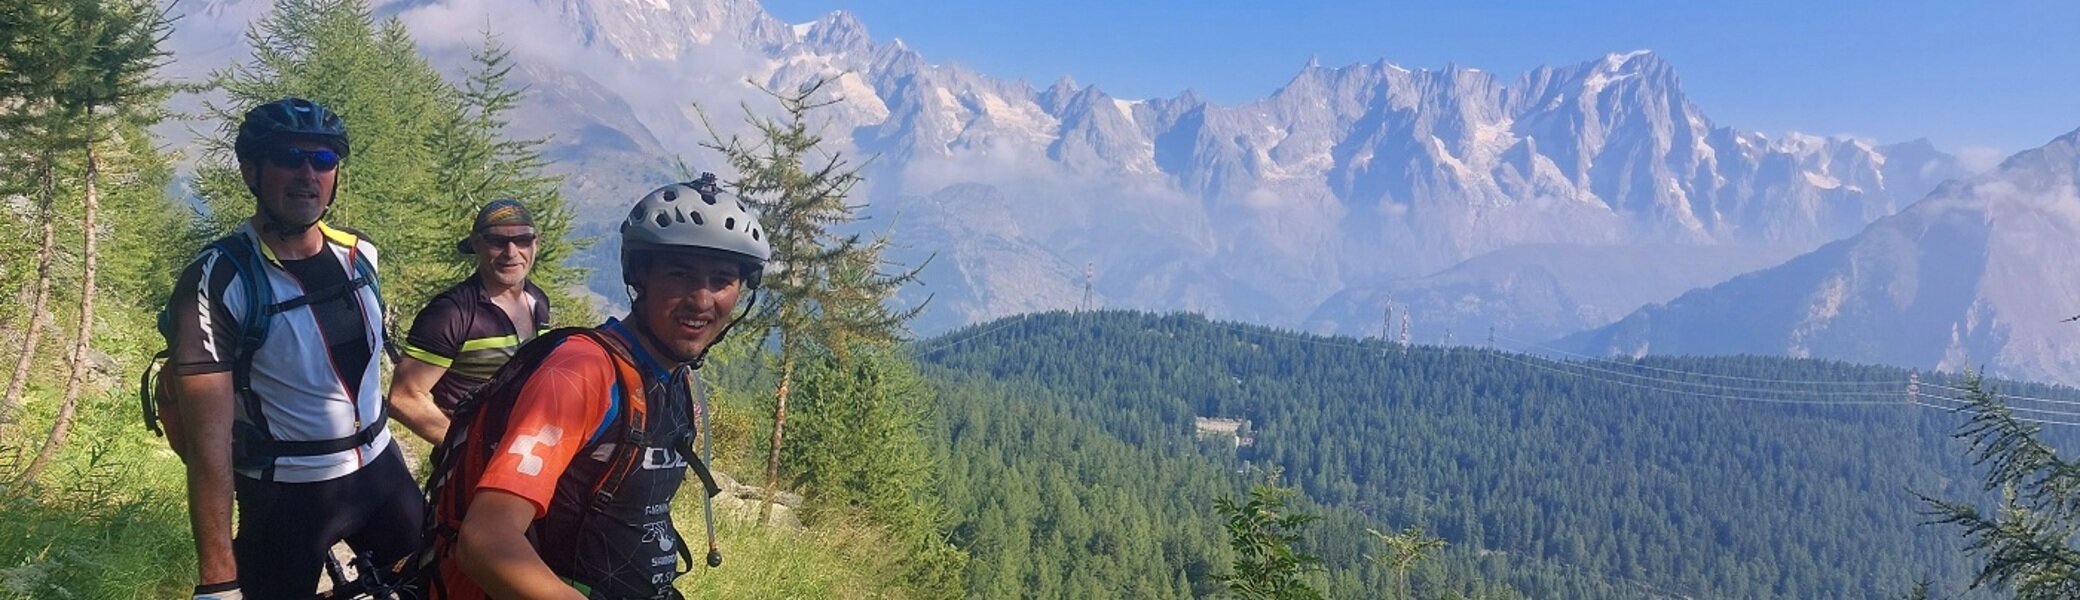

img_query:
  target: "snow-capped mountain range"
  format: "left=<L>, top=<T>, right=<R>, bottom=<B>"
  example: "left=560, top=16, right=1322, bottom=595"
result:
left=171, top=0, right=2027, bottom=374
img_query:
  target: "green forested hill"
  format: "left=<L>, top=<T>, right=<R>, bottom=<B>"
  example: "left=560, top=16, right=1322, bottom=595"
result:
left=919, top=310, right=2080, bottom=599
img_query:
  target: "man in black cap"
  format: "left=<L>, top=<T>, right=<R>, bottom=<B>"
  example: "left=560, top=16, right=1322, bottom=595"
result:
left=388, top=199, right=551, bottom=444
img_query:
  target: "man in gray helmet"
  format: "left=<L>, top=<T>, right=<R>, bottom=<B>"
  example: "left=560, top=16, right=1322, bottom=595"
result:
left=434, top=175, right=767, bottom=599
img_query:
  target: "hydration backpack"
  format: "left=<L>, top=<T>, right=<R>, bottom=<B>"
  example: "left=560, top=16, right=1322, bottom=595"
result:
left=408, top=327, right=723, bottom=599
left=139, top=229, right=385, bottom=464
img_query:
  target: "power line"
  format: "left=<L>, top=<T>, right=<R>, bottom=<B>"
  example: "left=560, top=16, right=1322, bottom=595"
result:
left=1494, top=333, right=1925, bottom=387
left=1491, top=352, right=1909, bottom=406
left=912, top=314, right=1030, bottom=357
left=1497, top=352, right=1906, bottom=398
left=1919, top=382, right=2080, bottom=408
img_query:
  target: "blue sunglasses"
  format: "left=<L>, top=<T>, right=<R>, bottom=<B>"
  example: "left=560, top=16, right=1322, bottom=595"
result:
left=265, top=147, right=341, bottom=172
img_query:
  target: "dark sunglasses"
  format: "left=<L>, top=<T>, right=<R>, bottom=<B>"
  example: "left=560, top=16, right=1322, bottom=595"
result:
left=479, top=233, right=538, bottom=248
left=265, top=147, right=341, bottom=171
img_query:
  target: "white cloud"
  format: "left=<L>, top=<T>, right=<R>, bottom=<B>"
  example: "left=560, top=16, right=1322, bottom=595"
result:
left=1956, top=145, right=2008, bottom=174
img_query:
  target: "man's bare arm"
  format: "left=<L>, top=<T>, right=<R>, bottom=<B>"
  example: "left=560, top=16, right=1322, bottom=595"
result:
left=456, top=490, right=588, bottom=600
left=175, top=371, right=239, bottom=587
left=386, top=356, right=452, bottom=445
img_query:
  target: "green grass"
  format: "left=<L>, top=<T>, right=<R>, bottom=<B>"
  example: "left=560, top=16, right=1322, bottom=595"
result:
left=0, top=391, right=930, bottom=599
left=676, top=510, right=916, bottom=599
left=0, top=390, right=195, bottom=600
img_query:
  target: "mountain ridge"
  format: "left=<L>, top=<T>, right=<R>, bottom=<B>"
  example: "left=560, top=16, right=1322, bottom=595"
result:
left=1560, top=127, right=2080, bottom=386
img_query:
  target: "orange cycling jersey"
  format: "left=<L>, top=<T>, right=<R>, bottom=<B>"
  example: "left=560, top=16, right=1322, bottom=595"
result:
left=475, top=334, right=618, bottom=517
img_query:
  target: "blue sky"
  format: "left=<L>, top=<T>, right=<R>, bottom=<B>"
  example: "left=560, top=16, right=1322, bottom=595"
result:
left=763, top=0, right=2078, bottom=157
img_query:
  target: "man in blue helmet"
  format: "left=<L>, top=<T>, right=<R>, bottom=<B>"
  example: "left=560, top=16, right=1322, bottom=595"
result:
left=168, top=97, right=423, bottom=599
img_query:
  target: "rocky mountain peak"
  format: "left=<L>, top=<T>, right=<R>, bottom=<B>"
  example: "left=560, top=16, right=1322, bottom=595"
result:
left=801, top=9, right=870, bottom=53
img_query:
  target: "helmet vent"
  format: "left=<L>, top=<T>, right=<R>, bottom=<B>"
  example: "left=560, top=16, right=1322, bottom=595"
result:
left=724, top=217, right=737, bottom=230
left=654, top=212, right=671, bottom=228
left=751, top=229, right=761, bottom=241
left=673, top=207, right=687, bottom=223
left=662, top=189, right=679, bottom=202
left=702, top=193, right=718, bottom=206
left=690, top=211, right=705, bottom=225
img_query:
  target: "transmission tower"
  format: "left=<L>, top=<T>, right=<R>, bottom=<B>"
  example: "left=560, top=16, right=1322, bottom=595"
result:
left=1381, top=299, right=1394, bottom=344
left=1082, top=261, right=1095, bottom=312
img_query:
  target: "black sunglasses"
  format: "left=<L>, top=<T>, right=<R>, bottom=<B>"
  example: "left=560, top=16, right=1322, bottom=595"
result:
left=265, top=147, right=341, bottom=172
left=479, top=233, right=538, bottom=248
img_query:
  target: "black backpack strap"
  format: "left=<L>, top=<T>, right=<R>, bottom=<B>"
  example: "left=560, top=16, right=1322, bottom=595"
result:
left=238, top=402, right=390, bottom=458
left=208, top=235, right=284, bottom=477
left=140, top=350, right=170, bottom=437
left=265, top=272, right=373, bottom=314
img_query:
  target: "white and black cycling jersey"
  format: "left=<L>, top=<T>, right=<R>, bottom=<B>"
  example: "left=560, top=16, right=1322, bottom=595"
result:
left=169, top=221, right=392, bottom=483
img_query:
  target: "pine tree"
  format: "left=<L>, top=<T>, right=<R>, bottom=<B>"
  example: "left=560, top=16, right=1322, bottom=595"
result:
left=427, top=29, right=592, bottom=324
left=200, top=0, right=584, bottom=324
left=1215, top=474, right=1327, bottom=600
left=1918, top=374, right=2080, bottom=599
left=0, top=0, right=82, bottom=428
left=199, top=0, right=450, bottom=313
left=0, top=0, right=171, bottom=476
left=697, top=75, right=923, bottom=518
left=790, top=341, right=966, bottom=598
left=1370, top=525, right=1448, bottom=599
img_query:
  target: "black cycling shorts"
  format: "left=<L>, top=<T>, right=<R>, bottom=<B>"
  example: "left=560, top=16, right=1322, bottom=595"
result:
left=233, top=445, right=425, bottom=599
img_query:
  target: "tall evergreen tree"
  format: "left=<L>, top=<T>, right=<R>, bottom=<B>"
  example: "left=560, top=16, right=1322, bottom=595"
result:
left=200, top=0, right=590, bottom=324
left=698, top=75, right=922, bottom=517
left=0, top=0, right=83, bottom=427
left=427, top=29, right=591, bottom=324
left=0, top=0, right=170, bottom=462
left=790, top=341, right=966, bottom=598
left=1371, top=525, right=1448, bottom=599
left=200, top=0, right=449, bottom=315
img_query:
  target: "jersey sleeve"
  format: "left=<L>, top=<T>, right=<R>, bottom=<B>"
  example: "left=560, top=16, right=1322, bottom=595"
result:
left=475, top=337, right=616, bottom=519
left=400, top=295, right=467, bottom=368
left=168, top=251, right=243, bottom=375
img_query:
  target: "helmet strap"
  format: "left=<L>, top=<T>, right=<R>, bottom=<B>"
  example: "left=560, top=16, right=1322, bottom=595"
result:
left=627, top=287, right=761, bottom=370
left=250, top=167, right=334, bottom=238
left=690, top=289, right=760, bottom=370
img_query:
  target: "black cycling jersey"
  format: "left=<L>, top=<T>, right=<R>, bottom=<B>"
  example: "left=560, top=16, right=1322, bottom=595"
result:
left=401, top=277, right=551, bottom=412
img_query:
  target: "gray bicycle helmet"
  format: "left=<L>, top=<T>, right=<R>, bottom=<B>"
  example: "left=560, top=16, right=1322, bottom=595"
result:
left=235, top=97, right=350, bottom=160
left=620, top=173, right=771, bottom=288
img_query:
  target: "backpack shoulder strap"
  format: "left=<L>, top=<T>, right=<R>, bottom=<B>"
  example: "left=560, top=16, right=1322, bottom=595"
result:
left=205, top=233, right=275, bottom=358
left=571, top=329, right=652, bottom=511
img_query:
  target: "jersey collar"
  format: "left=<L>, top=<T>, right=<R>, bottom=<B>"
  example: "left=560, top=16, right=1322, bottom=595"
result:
left=601, top=317, right=671, bottom=381
left=239, top=220, right=357, bottom=267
